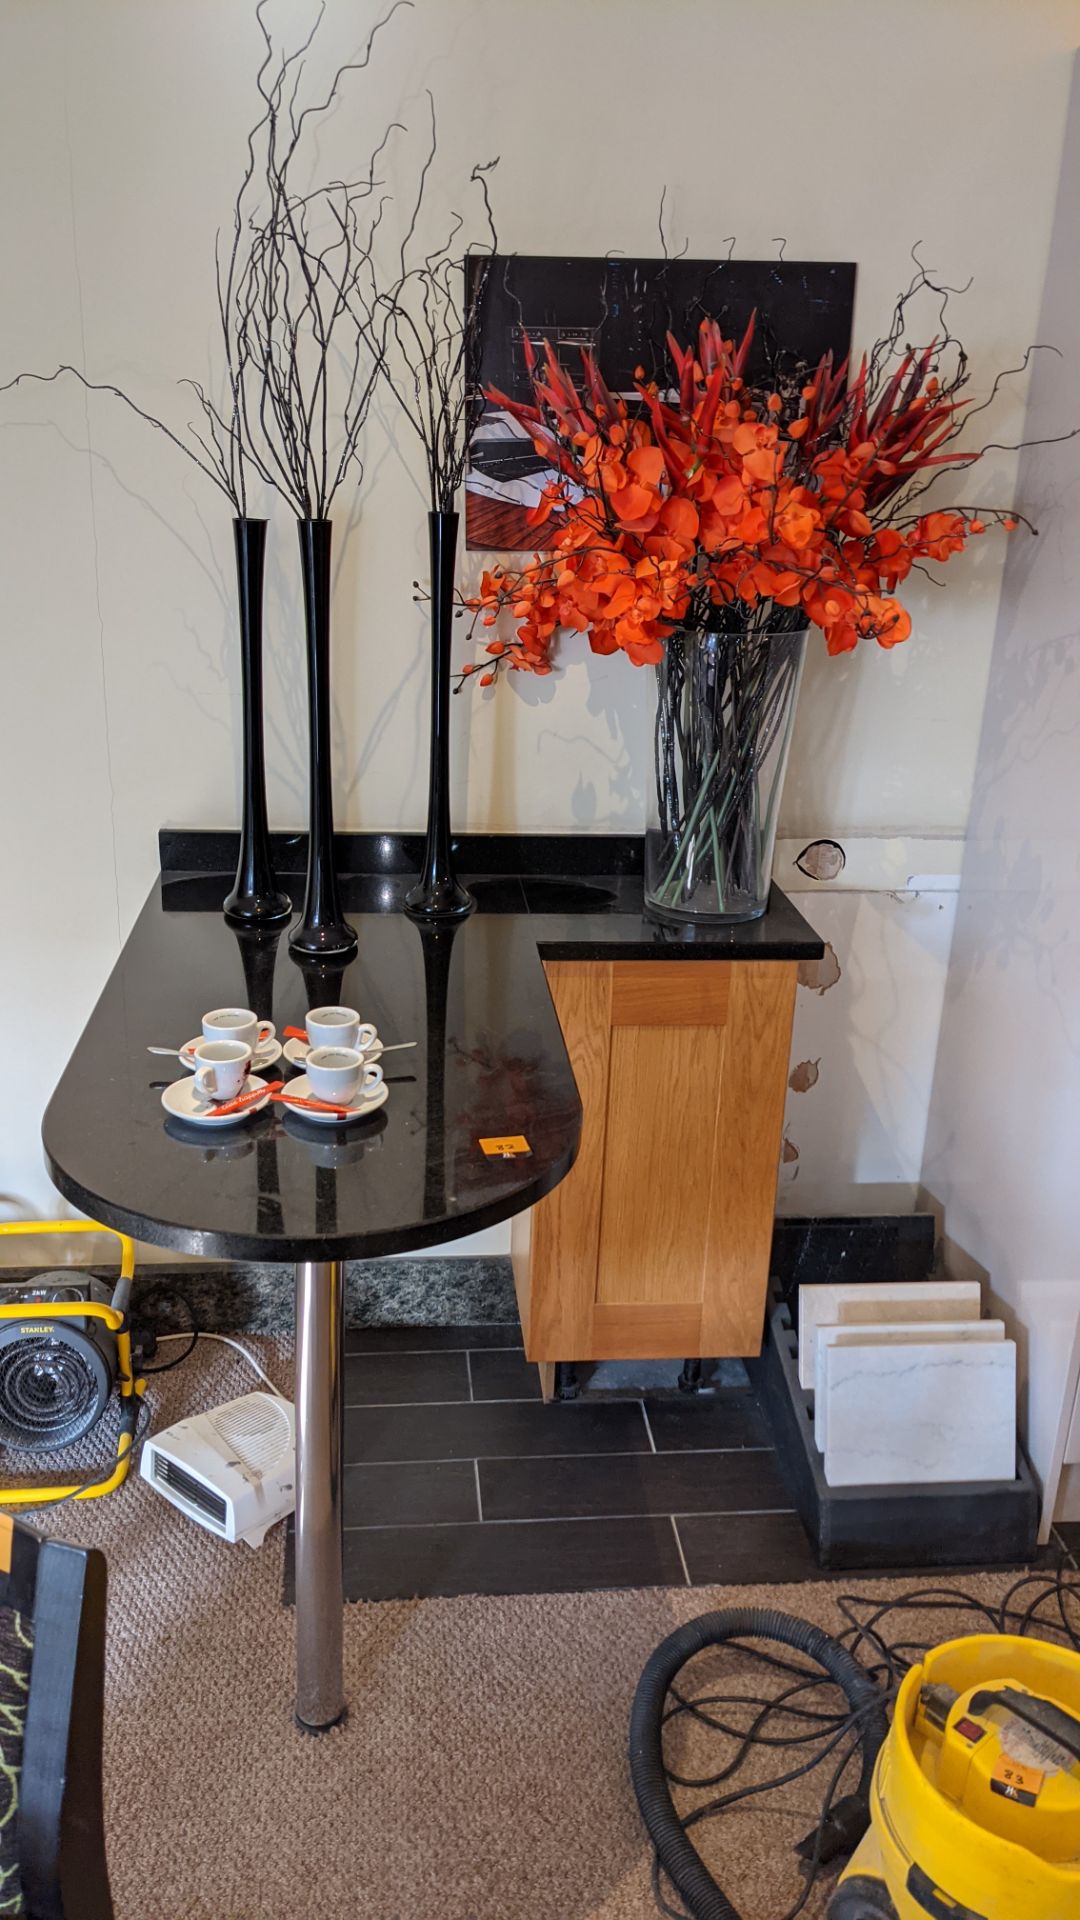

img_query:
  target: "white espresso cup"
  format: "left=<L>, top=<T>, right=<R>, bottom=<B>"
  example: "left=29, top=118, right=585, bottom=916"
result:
left=192, top=1039, right=252, bottom=1103
left=202, top=1006, right=275, bottom=1051
left=305, top=1006, right=377, bottom=1054
left=306, top=1046, right=384, bottom=1106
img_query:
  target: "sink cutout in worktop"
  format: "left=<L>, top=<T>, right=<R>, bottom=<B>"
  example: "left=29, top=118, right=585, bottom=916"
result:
left=519, top=877, right=618, bottom=912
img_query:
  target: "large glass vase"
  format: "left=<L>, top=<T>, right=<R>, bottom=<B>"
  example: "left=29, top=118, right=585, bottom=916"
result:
left=645, top=613, right=807, bottom=924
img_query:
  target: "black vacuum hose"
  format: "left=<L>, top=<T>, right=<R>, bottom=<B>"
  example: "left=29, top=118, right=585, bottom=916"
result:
left=629, top=1607, right=891, bottom=1920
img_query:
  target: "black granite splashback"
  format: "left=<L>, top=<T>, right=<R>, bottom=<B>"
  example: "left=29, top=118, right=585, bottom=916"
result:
left=159, top=828, right=646, bottom=879
left=769, top=1214, right=937, bottom=1306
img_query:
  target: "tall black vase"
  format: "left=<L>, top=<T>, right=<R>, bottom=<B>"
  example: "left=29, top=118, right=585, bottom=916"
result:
left=289, top=518, right=357, bottom=961
left=405, top=511, right=474, bottom=921
left=230, top=921, right=284, bottom=1025
left=416, top=922, right=458, bottom=1222
left=223, top=518, right=291, bottom=927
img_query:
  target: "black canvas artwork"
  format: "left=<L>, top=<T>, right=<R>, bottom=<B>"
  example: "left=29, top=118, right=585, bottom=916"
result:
left=464, top=255, right=856, bottom=550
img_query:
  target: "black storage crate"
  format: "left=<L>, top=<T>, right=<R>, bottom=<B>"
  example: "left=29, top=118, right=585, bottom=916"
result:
left=749, top=1291, right=1040, bottom=1570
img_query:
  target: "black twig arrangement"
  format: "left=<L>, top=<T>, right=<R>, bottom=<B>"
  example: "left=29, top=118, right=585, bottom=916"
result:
left=0, top=0, right=412, bottom=518
left=356, top=92, right=499, bottom=514
left=233, top=0, right=412, bottom=521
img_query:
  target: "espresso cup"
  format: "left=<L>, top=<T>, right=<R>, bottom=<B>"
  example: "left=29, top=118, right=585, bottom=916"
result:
left=202, top=1006, right=275, bottom=1051
left=306, top=1046, right=384, bottom=1106
left=192, top=1039, right=252, bottom=1103
left=305, top=1006, right=377, bottom=1054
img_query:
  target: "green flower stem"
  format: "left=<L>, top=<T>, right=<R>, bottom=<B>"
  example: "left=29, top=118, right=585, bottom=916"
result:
left=653, top=749, right=720, bottom=901
left=708, top=807, right=726, bottom=912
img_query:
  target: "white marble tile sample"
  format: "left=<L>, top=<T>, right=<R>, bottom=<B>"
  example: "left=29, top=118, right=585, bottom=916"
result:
left=823, top=1339, right=1016, bottom=1487
left=814, top=1320, right=1006, bottom=1451
left=797, top=1280, right=982, bottom=1388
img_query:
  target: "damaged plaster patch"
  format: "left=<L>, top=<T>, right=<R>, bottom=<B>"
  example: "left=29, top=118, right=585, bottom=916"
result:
left=788, top=1058, right=821, bottom=1093
left=797, top=941, right=841, bottom=995
left=795, top=839, right=846, bottom=881
left=780, top=1136, right=800, bottom=1178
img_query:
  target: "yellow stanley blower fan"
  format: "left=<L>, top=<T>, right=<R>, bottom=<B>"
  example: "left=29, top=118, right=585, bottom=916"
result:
left=830, top=1632, right=1080, bottom=1920
left=0, top=1220, right=145, bottom=1506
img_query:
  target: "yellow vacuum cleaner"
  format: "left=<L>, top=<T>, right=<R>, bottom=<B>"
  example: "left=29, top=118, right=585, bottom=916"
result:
left=631, top=1606, right=1080, bottom=1920
left=0, top=1219, right=145, bottom=1506
left=829, top=1632, right=1080, bottom=1919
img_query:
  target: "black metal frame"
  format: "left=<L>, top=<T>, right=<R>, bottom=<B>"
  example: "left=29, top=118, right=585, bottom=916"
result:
left=1, top=1517, right=112, bottom=1920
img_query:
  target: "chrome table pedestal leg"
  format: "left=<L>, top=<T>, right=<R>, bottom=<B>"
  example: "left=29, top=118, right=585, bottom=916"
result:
left=294, top=1259, right=346, bottom=1732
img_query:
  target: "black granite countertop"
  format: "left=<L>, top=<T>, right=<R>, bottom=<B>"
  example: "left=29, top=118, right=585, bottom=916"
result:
left=42, top=837, right=822, bottom=1263
left=158, top=831, right=825, bottom=964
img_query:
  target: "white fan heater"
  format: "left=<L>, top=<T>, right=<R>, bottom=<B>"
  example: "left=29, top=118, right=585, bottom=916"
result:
left=141, top=1391, right=296, bottom=1547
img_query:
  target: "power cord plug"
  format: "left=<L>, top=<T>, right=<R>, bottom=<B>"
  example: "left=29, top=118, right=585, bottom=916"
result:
left=132, top=1323, right=158, bottom=1366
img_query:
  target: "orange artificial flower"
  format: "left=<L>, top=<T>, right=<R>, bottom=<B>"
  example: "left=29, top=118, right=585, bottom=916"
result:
left=462, top=316, right=1019, bottom=684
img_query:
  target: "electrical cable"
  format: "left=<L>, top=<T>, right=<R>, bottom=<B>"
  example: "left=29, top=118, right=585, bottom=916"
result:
left=135, top=1279, right=199, bottom=1373
left=150, top=1331, right=283, bottom=1395
left=631, top=1608, right=890, bottom=1920
left=634, top=1555, right=1080, bottom=1920
left=134, top=1280, right=283, bottom=1393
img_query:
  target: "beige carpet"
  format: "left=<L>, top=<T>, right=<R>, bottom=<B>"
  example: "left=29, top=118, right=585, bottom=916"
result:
left=24, top=1336, right=1066, bottom=1920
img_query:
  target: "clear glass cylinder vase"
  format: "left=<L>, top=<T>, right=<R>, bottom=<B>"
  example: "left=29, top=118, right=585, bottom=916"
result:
left=645, top=617, right=807, bottom=924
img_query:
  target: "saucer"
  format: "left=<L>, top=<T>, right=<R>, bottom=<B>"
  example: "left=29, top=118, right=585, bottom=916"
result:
left=275, top=1073, right=388, bottom=1126
left=180, top=1036, right=282, bottom=1073
left=161, top=1073, right=271, bottom=1129
left=283, top=1035, right=382, bottom=1069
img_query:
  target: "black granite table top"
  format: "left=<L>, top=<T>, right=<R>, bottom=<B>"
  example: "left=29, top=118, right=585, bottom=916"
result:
left=43, top=838, right=822, bottom=1263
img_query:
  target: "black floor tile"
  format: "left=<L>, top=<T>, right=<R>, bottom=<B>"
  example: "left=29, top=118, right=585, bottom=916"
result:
left=344, top=1397, right=650, bottom=1464
left=343, top=1324, right=523, bottom=1354
left=468, top=1347, right=542, bottom=1401
left=676, top=1509, right=820, bottom=1585
left=342, top=1459, right=479, bottom=1528
left=336, top=1514, right=687, bottom=1600
left=480, top=1447, right=791, bottom=1523
left=643, top=1390, right=771, bottom=1452
left=342, top=1349, right=470, bottom=1406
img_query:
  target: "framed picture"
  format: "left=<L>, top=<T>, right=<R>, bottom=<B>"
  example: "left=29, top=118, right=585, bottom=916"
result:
left=464, top=255, right=856, bottom=550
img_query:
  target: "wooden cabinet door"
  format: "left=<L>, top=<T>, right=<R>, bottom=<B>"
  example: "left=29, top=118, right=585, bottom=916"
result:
left=513, top=959, right=796, bottom=1361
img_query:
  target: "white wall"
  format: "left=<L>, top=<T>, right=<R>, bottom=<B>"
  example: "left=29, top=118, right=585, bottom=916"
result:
left=2, top=1, right=1079, bottom=1240
left=921, top=50, right=1080, bottom=1528
left=778, top=860, right=959, bottom=1219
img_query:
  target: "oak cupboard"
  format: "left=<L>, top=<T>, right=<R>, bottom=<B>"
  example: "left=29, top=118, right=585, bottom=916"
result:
left=512, top=958, right=798, bottom=1392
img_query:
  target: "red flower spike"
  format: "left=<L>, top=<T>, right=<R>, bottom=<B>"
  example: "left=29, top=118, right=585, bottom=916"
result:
left=731, top=311, right=757, bottom=382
